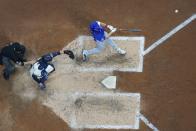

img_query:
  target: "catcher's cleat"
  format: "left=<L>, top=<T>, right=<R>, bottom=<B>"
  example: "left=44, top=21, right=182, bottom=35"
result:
left=39, top=83, right=46, bottom=90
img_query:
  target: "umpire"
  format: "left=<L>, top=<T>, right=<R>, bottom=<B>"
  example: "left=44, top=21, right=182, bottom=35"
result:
left=0, top=42, right=26, bottom=80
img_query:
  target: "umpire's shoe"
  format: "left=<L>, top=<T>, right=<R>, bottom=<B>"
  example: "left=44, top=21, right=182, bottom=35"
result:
left=3, top=71, right=10, bottom=80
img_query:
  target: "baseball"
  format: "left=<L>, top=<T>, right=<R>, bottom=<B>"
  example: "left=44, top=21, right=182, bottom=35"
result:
left=175, top=9, right=179, bottom=13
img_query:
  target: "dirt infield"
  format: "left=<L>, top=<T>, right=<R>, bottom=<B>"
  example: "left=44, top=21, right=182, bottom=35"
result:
left=0, top=0, right=195, bottom=131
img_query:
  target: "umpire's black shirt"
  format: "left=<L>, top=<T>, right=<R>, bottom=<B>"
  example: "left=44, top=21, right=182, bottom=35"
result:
left=0, top=42, right=25, bottom=63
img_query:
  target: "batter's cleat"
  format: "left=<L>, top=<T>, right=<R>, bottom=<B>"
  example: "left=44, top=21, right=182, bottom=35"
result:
left=82, top=50, right=88, bottom=62
left=117, top=48, right=126, bottom=55
left=39, top=83, right=46, bottom=90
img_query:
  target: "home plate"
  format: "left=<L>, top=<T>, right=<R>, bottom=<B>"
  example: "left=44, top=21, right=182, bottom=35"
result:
left=101, top=76, right=117, bottom=89
left=63, top=36, right=145, bottom=72
left=71, top=92, right=140, bottom=129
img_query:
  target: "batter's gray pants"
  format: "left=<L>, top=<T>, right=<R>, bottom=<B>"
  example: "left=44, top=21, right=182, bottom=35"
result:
left=83, top=38, right=119, bottom=57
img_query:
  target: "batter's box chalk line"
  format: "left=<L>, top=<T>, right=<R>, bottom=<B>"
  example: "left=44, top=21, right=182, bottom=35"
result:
left=64, top=35, right=145, bottom=73
left=144, top=14, right=196, bottom=55
left=69, top=92, right=141, bottom=130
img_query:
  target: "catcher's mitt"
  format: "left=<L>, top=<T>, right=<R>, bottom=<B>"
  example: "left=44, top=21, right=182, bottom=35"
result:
left=63, top=50, right=75, bottom=59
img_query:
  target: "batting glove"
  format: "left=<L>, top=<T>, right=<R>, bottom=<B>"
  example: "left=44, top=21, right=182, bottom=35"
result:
left=111, top=28, right=117, bottom=33
left=107, top=25, right=114, bottom=31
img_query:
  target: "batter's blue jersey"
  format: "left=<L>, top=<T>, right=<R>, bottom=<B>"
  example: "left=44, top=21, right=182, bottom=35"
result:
left=89, top=21, right=105, bottom=42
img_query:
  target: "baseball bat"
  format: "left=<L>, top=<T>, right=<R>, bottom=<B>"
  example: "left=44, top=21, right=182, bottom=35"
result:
left=119, top=28, right=142, bottom=32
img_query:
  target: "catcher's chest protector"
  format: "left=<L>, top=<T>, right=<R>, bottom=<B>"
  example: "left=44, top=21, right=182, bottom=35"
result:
left=30, top=62, right=55, bottom=79
left=30, top=62, right=42, bottom=78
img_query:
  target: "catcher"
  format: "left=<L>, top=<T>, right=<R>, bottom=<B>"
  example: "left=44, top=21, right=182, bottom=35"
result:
left=29, top=50, right=74, bottom=90
left=82, top=21, right=126, bottom=61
